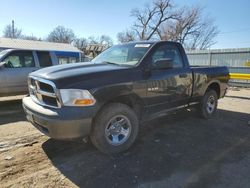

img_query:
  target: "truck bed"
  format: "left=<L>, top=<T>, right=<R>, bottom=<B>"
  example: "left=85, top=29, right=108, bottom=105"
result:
left=190, top=66, right=229, bottom=102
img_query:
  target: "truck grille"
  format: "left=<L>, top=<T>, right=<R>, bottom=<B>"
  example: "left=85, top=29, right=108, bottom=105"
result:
left=28, top=76, right=61, bottom=108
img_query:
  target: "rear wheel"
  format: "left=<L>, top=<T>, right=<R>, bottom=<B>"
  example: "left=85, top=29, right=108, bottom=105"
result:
left=90, top=103, right=139, bottom=154
left=198, top=90, right=218, bottom=119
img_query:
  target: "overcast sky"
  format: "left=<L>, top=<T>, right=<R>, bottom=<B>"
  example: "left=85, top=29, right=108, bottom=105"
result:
left=0, top=0, right=250, bottom=49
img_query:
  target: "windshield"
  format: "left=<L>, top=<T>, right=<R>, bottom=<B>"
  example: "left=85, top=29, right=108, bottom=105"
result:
left=92, top=43, right=152, bottom=66
left=0, top=50, right=9, bottom=60
left=0, top=49, right=11, bottom=59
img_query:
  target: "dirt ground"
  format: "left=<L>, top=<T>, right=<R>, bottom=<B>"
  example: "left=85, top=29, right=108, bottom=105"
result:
left=0, top=89, right=250, bottom=188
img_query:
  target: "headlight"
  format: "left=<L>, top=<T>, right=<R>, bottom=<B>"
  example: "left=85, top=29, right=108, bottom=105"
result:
left=60, top=89, right=96, bottom=106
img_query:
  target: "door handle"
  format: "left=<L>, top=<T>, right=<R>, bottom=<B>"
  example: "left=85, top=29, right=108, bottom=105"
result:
left=179, top=74, right=188, bottom=78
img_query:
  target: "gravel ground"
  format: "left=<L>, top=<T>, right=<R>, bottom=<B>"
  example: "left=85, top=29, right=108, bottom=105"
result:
left=0, top=89, right=249, bottom=188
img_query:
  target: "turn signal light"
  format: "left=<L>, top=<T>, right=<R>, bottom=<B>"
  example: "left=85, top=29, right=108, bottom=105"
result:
left=73, top=99, right=95, bottom=106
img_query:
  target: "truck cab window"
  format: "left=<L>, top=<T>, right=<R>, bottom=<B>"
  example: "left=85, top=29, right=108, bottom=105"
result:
left=37, top=51, right=52, bottom=67
left=151, top=45, right=183, bottom=68
left=3, top=51, right=35, bottom=68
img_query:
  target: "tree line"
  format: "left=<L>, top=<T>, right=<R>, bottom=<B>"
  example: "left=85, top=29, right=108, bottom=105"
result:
left=2, top=24, right=113, bottom=52
left=2, top=0, right=218, bottom=51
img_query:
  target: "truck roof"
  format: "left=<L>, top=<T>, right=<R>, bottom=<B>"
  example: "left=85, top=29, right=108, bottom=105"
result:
left=125, top=40, right=181, bottom=46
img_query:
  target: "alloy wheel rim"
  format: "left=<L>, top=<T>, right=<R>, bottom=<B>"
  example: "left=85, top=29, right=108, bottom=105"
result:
left=105, top=115, right=131, bottom=146
left=206, top=95, right=216, bottom=114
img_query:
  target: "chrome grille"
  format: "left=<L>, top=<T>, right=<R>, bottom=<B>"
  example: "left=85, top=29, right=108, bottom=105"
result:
left=28, top=76, right=61, bottom=108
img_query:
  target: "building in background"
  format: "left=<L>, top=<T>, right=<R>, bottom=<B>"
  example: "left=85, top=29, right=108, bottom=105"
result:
left=85, top=44, right=108, bottom=58
left=0, top=37, right=83, bottom=64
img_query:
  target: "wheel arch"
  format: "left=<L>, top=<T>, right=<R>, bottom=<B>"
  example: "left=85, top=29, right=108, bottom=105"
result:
left=205, top=81, right=221, bottom=98
left=105, top=94, right=143, bottom=119
left=95, top=92, right=144, bottom=122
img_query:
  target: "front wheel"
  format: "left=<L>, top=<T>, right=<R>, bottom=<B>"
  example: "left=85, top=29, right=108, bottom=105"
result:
left=198, top=90, right=218, bottom=119
left=90, top=103, right=139, bottom=154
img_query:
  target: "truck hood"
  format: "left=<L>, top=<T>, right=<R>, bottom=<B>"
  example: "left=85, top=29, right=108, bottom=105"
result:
left=30, top=62, right=129, bottom=80
left=30, top=62, right=136, bottom=89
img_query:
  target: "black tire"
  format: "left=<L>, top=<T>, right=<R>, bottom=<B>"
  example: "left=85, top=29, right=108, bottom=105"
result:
left=90, top=103, right=139, bottom=154
left=198, top=90, right=218, bottom=119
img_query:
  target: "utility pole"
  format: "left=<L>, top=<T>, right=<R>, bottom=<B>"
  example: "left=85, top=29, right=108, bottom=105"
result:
left=12, top=20, right=15, bottom=38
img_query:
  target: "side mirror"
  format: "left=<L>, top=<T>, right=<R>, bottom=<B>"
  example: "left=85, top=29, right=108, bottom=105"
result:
left=152, top=58, right=173, bottom=70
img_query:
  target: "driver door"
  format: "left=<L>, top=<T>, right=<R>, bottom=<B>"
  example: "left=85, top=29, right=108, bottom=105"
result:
left=0, top=50, right=38, bottom=96
left=145, top=43, right=192, bottom=117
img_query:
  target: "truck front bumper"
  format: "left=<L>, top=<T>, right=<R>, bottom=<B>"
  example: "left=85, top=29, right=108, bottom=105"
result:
left=22, top=96, right=97, bottom=140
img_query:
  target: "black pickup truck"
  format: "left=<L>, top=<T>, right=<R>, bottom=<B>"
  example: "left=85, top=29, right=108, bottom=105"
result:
left=22, top=41, right=229, bottom=153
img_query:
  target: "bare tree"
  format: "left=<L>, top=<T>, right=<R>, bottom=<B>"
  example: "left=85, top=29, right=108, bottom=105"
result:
left=117, top=30, right=136, bottom=43
left=22, top=35, right=41, bottom=41
left=160, top=6, right=218, bottom=49
left=73, top=35, right=113, bottom=54
left=3, top=24, right=22, bottom=38
left=47, top=26, right=75, bottom=43
left=99, top=35, right=113, bottom=46
left=187, top=18, right=218, bottom=49
left=86, top=36, right=98, bottom=44
left=117, top=1, right=218, bottom=49
left=73, top=37, right=88, bottom=51
left=131, top=0, right=178, bottom=41
left=87, top=35, right=113, bottom=46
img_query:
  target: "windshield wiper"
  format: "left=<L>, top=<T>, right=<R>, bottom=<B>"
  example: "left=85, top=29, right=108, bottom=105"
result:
left=101, top=61, right=120, bottom=66
left=99, top=61, right=133, bottom=67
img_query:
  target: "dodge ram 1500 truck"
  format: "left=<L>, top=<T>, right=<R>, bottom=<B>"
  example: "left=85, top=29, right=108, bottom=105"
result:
left=22, top=41, right=229, bottom=154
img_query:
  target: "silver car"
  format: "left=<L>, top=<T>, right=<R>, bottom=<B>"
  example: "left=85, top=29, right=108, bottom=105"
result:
left=0, top=49, right=79, bottom=97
